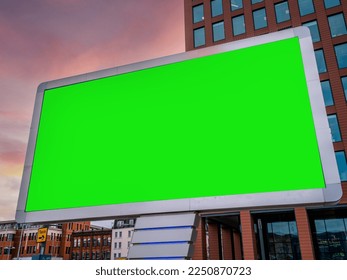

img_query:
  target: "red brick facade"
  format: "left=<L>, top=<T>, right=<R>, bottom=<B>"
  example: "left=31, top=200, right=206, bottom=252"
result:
left=185, top=0, right=347, bottom=259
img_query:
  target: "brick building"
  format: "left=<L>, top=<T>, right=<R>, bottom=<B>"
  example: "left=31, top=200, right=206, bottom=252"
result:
left=70, top=226, right=112, bottom=260
left=184, top=0, right=347, bottom=260
left=0, top=221, right=90, bottom=260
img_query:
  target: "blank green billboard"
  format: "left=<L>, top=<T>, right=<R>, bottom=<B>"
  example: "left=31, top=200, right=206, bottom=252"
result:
left=16, top=27, right=342, bottom=223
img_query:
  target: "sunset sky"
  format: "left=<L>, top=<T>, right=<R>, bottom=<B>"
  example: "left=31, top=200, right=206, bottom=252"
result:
left=0, top=0, right=184, bottom=221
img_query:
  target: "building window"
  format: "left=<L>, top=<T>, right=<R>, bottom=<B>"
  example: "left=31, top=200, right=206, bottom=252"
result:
left=315, top=49, right=327, bottom=73
left=213, top=21, right=225, bottom=42
left=194, top=27, right=205, bottom=48
left=232, top=15, right=246, bottom=36
left=114, top=242, right=118, bottom=249
left=320, top=81, right=334, bottom=106
left=118, top=242, right=122, bottom=249
left=193, top=4, right=204, bottom=23
left=335, top=43, right=347, bottom=69
left=252, top=0, right=263, bottom=4
left=275, top=2, right=290, bottom=23
left=254, top=212, right=301, bottom=260
left=328, top=14, right=347, bottom=38
left=303, top=21, right=320, bottom=42
left=341, top=77, right=347, bottom=101
left=324, top=0, right=341, bottom=9
left=310, top=208, right=347, bottom=260
left=253, top=8, right=267, bottom=30
left=128, top=230, right=132, bottom=238
left=335, top=151, right=347, bottom=181
left=327, top=114, right=342, bottom=142
left=8, top=234, right=13, bottom=241
left=231, top=0, right=243, bottom=11
left=211, top=0, right=223, bottom=17
left=298, top=0, right=314, bottom=16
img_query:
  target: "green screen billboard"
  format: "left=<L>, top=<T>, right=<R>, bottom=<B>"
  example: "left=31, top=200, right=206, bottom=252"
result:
left=16, top=27, right=342, bottom=223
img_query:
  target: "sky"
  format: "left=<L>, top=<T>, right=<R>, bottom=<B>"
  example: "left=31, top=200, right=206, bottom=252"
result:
left=0, top=0, right=184, bottom=222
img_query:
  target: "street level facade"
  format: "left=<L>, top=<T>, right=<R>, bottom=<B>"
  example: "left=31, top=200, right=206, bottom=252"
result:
left=0, top=221, right=90, bottom=260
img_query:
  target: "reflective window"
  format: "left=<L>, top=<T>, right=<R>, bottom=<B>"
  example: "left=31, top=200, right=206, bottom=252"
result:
left=303, top=21, right=320, bottom=42
left=298, top=0, right=314, bottom=16
left=194, top=27, right=205, bottom=48
left=211, top=0, right=223, bottom=17
left=252, top=0, right=263, bottom=4
left=312, top=215, right=347, bottom=259
left=335, top=43, right=347, bottom=69
left=193, top=4, right=204, bottom=23
left=328, top=14, right=347, bottom=38
left=253, top=8, right=267, bottom=30
left=315, top=50, right=327, bottom=73
left=324, top=0, right=341, bottom=9
left=275, top=2, right=290, bottom=23
left=257, top=212, right=301, bottom=260
left=335, top=151, right=347, bottom=181
left=213, top=21, right=225, bottom=41
left=327, top=114, right=342, bottom=142
left=321, top=81, right=334, bottom=106
left=233, top=15, right=245, bottom=36
left=341, top=77, right=347, bottom=101
left=231, top=0, right=243, bottom=11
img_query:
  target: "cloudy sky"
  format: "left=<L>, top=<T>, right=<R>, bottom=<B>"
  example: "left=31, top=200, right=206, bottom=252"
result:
left=0, top=0, right=184, bottom=221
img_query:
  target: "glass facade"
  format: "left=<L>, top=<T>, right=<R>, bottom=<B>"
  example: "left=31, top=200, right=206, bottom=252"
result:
left=194, top=27, right=205, bottom=48
left=193, top=4, right=204, bottom=23
left=255, top=212, right=301, bottom=260
left=324, top=0, right=341, bottom=9
left=315, top=49, right=327, bottom=73
left=213, top=21, right=225, bottom=42
left=321, top=80, right=334, bottom=106
left=328, top=13, right=347, bottom=38
left=275, top=2, right=291, bottom=23
left=298, top=0, right=315, bottom=16
left=253, top=8, right=267, bottom=30
left=267, top=221, right=300, bottom=260
left=303, top=20, right=320, bottom=42
left=231, top=0, right=243, bottom=11
left=211, top=0, right=223, bottom=17
left=342, top=77, right=347, bottom=101
left=327, top=114, right=342, bottom=142
left=335, top=43, right=347, bottom=69
left=232, top=15, right=245, bottom=36
left=252, top=0, right=263, bottom=4
left=310, top=208, right=347, bottom=260
left=335, top=151, right=347, bottom=182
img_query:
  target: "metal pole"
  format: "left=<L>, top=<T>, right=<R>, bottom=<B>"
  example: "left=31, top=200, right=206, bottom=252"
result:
left=6, top=225, right=10, bottom=260
left=16, top=224, right=26, bottom=259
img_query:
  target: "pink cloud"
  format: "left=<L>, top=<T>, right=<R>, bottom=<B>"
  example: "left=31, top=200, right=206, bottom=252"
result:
left=0, top=0, right=184, bottom=221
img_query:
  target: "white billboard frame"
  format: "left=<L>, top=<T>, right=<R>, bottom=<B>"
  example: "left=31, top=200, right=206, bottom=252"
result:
left=16, top=27, right=342, bottom=223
